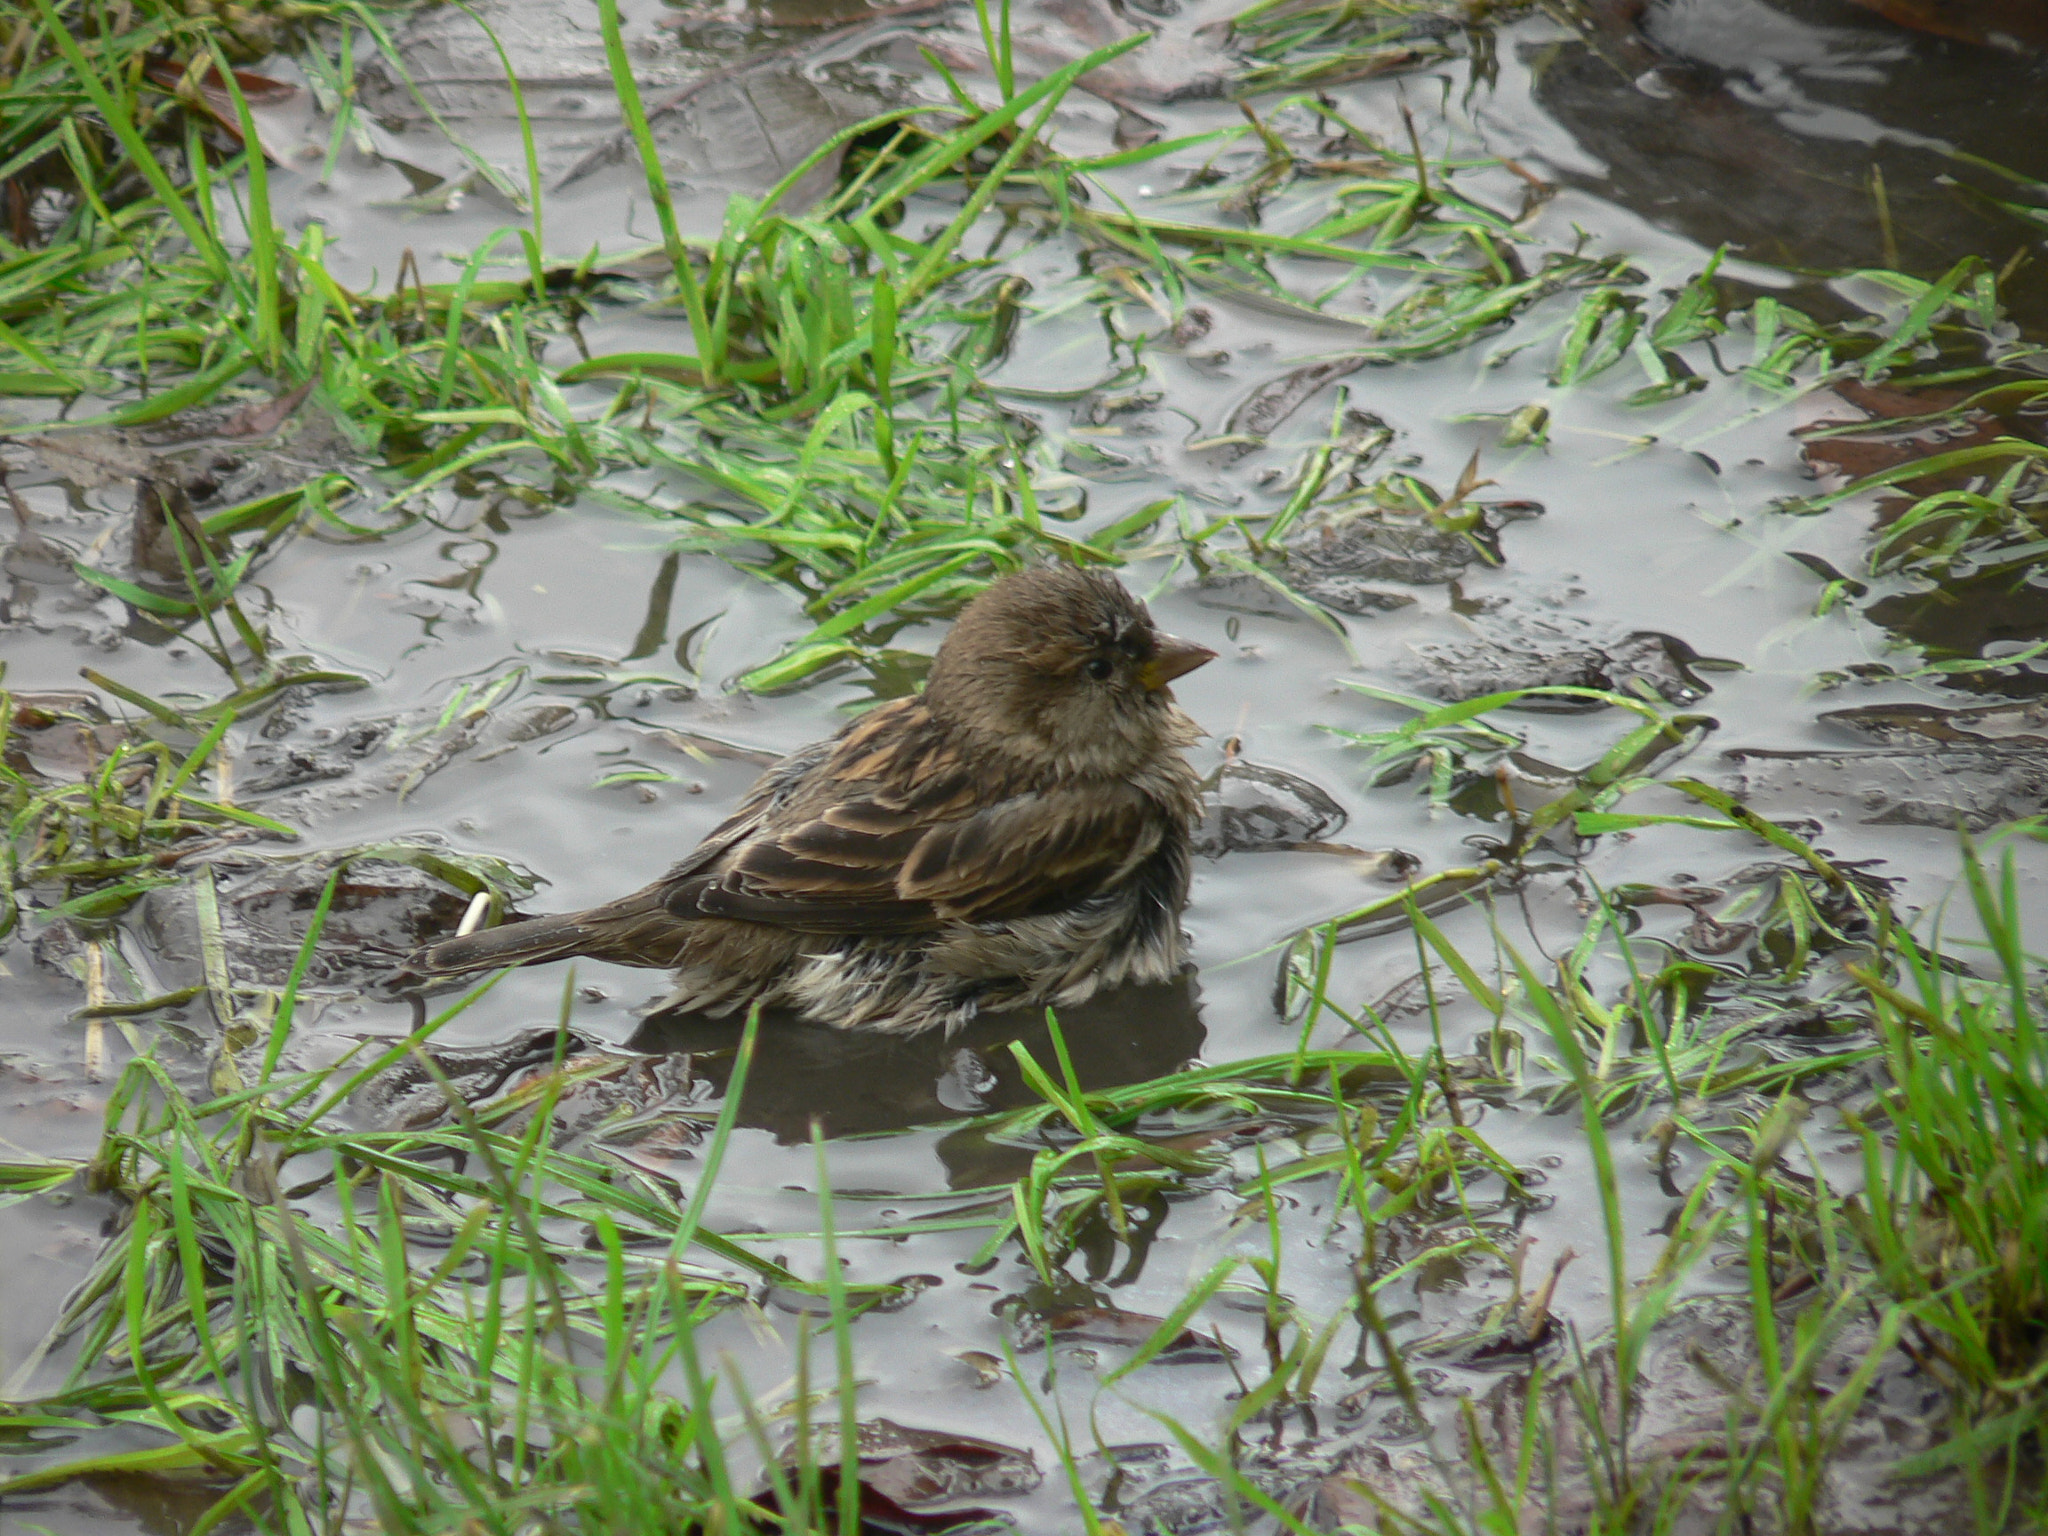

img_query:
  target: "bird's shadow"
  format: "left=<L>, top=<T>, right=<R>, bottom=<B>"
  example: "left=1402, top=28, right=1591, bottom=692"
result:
left=625, top=974, right=1207, bottom=1176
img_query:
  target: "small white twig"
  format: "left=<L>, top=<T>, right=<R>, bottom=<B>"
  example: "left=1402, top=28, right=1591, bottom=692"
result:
left=456, top=891, right=493, bottom=937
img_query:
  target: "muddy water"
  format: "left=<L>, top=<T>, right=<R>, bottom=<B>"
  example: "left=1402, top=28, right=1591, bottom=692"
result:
left=5, top=0, right=2047, bottom=1529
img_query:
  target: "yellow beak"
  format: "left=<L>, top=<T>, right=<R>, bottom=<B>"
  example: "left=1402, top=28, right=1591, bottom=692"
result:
left=1137, top=634, right=1217, bottom=691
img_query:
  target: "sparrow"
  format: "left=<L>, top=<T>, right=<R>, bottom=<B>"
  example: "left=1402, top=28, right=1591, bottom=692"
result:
left=404, top=564, right=1216, bottom=1035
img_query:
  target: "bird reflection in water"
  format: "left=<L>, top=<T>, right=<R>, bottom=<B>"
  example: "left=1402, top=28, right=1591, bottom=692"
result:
left=626, top=973, right=1205, bottom=1183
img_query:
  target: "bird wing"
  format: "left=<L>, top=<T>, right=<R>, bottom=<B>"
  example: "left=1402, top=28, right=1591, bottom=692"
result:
left=667, top=781, right=1159, bottom=934
left=652, top=735, right=839, bottom=887
left=899, top=783, right=1161, bottom=921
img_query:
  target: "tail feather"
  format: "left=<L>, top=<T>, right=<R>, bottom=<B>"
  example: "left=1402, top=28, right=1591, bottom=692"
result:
left=405, top=888, right=692, bottom=978
left=409, top=913, right=603, bottom=975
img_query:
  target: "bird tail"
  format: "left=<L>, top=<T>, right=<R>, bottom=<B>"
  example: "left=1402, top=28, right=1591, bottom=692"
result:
left=403, top=888, right=687, bottom=980
left=407, top=913, right=608, bottom=977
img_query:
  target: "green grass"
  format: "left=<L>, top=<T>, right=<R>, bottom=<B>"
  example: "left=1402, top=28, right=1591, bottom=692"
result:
left=8, top=0, right=2032, bottom=699
left=1226, top=0, right=1518, bottom=95
left=1844, top=836, right=2048, bottom=1525
left=0, top=678, right=300, bottom=939
left=6, top=762, right=2046, bottom=1530
left=5, top=0, right=2048, bottom=1529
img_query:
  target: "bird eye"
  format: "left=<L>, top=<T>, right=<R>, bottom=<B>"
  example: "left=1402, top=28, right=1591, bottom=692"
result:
left=1086, top=657, right=1115, bottom=681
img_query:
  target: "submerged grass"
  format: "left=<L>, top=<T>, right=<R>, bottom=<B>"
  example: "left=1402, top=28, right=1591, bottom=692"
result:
left=0, top=677, right=304, bottom=939
left=2, top=987, right=822, bottom=1532
left=11, top=0, right=2030, bottom=693
left=4, top=0, right=2048, bottom=1530
left=7, top=798, right=2042, bottom=1529
left=2, top=887, right=2040, bottom=1527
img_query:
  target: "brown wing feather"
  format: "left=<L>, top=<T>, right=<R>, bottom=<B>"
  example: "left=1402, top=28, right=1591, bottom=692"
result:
left=661, top=701, right=959, bottom=933
left=657, top=699, right=1156, bottom=935
left=900, top=783, right=1157, bottom=921
left=671, top=783, right=1154, bottom=933
left=680, top=799, right=939, bottom=933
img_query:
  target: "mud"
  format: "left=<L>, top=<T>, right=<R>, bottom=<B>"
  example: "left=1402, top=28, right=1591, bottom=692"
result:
left=5, top=0, right=2048, bottom=1531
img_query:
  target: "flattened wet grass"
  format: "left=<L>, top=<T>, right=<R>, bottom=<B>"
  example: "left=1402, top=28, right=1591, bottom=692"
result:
left=4, top=0, right=2048, bottom=1529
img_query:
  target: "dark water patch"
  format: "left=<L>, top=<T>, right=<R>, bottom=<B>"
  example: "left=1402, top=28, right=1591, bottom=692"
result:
left=1533, top=0, right=2048, bottom=327
left=631, top=976, right=1207, bottom=1152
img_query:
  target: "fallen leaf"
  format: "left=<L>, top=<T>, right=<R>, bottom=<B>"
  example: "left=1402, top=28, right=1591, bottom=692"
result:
left=218, top=378, right=316, bottom=439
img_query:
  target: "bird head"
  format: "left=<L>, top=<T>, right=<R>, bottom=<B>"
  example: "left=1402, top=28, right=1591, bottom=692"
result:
left=923, top=565, right=1215, bottom=779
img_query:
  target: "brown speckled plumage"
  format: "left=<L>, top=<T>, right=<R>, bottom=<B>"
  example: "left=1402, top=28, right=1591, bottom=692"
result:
left=405, top=565, right=1215, bottom=1034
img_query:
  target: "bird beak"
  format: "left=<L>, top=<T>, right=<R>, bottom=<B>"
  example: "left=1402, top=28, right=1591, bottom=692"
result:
left=1138, top=634, right=1217, bottom=691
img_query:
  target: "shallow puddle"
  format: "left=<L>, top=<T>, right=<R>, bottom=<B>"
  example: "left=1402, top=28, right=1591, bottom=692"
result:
left=3, top=0, right=2045, bottom=1529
